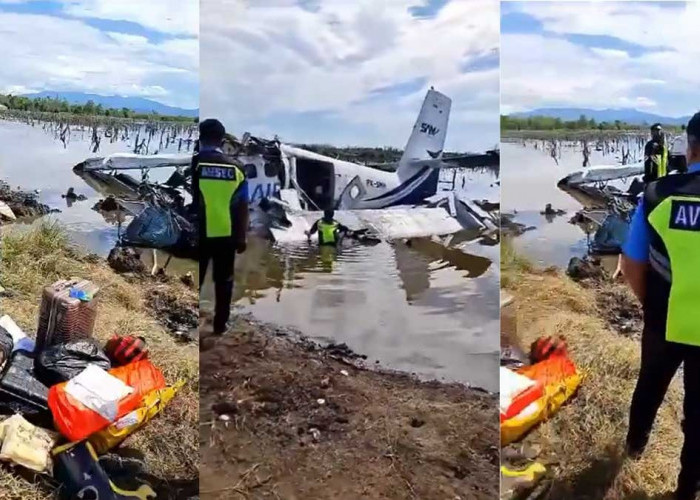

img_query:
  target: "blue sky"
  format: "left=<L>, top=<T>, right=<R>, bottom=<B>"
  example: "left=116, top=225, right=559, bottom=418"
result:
left=0, top=0, right=198, bottom=108
left=201, top=0, right=499, bottom=152
left=501, top=1, right=697, bottom=117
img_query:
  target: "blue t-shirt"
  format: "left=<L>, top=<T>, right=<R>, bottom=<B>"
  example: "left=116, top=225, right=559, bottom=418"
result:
left=622, top=162, right=700, bottom=262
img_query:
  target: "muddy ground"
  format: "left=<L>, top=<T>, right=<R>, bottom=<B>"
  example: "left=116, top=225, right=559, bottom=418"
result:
left=0, top=180, right=54, bottom=221
left=566, top=256, right=643, bottom=339
left=199, top=314, right=499, bottom=500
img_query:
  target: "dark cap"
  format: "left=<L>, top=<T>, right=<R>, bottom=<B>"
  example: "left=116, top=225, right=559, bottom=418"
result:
left=650, top=122, right=663, bottom=131
left=687, top=112, right=700, bottom=142
left=199, top=118, right=226, bottom=144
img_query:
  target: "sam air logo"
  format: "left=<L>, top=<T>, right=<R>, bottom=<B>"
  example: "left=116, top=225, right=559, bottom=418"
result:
left=669, top=200, right=700, bottom=231
left=420, top=122, right=439, bottom=136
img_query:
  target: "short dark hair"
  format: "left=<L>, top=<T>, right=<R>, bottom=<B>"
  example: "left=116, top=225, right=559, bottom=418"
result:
left=199, top=118, right=226, bottom=145
left=687, top=112, right=700, bottom=147
left=650, top=123, right=662, bottom=131
left=323, top=208, right=334, bottom=219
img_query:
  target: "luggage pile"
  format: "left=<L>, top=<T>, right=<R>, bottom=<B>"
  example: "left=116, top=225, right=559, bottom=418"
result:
left=500, top=336, right=582, bottom=499
left=0, top=278, right=183, bottom=499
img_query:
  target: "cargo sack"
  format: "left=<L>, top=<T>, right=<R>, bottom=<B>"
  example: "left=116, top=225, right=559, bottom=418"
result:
left=90, top=381, right=184, bottom=454
left=53, top=441, right=156, bottom=500
left=124, top=206, right=181, bottom=249
left=48, top=360, right=166, bottom=442
left=35, top=339, right=111, bottom=386
left=0, top=414, right=58, bottom=473
left=501, top=354, right=581, bottom=446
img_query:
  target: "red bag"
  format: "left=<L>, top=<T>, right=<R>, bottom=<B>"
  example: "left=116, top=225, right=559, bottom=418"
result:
left=48, top=360, right=166, bottom=442
left=104, top=334, right=148, bottom=366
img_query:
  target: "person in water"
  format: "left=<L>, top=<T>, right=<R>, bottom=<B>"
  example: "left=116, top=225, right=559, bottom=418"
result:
left=305, top=209, right=349, bottom=246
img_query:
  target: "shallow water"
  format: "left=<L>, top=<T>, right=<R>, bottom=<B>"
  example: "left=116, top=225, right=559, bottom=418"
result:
left=202, top=224, right=500, bottom=391
left=502, top=140, right=637, bottom=268
left=0, top=120, right=194, bottom=274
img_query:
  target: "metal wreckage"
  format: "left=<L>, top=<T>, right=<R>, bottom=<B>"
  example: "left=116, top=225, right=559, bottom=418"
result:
left=72, top=134, right=500, bottom=263
left=72, top=88, right=500, bottom=262
left=557, top=134, right=688, bottom=254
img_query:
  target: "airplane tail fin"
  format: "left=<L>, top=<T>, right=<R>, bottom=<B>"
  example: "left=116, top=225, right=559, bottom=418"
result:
left=397, top=88, right=451, bottom=181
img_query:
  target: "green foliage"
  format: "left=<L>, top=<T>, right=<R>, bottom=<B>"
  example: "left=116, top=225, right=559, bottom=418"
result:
left=501, top=114, right=681, bottom=132
left=0, top=93, right=195, bottom=122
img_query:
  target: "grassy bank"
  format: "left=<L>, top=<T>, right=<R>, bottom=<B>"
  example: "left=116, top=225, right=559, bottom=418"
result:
left=199, top=315, right=499, bottom=499
left=0, top=223, right=199, bottom=500
left=501, top=242, right=683, bottom=500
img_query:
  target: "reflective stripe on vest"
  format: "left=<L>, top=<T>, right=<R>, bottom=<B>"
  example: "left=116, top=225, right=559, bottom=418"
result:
left=655, top=146, right=668, bottom=177
left=199, top=162, right=244, bottom=238
left=647, top=194, right=700, bottom=346
left=318, top=220, right=338, bottom=244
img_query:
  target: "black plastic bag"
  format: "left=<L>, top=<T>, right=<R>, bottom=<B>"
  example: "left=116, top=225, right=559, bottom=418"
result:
left=35, top=339, right=111, bottom=386
left=0, top=325, right=12, bottom=369
left=0, top=350, right=53, bottom=428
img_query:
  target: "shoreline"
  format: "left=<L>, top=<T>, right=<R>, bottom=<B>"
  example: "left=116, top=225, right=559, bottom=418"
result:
left=501, top=245, right=682, bottom=499
left=199, top=313, right=499, bottom=499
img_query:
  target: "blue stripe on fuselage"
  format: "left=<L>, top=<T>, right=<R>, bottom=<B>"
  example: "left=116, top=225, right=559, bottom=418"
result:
left=364, top=167, right=439, bottom=206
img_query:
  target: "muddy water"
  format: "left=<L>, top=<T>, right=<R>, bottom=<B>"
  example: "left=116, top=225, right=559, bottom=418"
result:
left=0, top=120, right=195, bottom=275
left=502, top=140, right=636, bottom=268
left=202, top=228, right=500, bottom=391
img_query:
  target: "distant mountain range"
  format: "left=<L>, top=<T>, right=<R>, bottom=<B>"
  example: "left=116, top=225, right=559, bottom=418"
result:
left=511, top=108, right=690, bottom=126
left=22, top=91, right=198, bottom=118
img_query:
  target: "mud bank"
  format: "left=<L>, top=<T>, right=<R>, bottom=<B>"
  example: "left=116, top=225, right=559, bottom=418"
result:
left=502, top=248, right=682, bottom=500
left=0, top=223, right=198, bottom=500
left=199, top=314, right=499, bottom=499
left=0, top=180, right=54, bottom=222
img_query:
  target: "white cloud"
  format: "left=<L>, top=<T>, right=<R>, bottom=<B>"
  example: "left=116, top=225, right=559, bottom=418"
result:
left=502, top=1, right=699, bottom=117
left=59, top=0, right=198, bottom=36
left=0, top=11, right=198, bottom=108
left=201, top=0, right=499, bottom=151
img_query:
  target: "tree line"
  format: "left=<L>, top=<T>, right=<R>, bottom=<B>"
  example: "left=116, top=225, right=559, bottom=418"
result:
left=501, top=114, right=682, bottom=132
left=0, top=94, right=195, bottom=122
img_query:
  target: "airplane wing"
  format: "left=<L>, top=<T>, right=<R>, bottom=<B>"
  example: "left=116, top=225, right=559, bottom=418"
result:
left=365, top=151, right=500, bottom=173
left=75, top=153, right=192, bottom=172
left=270, top=207, right=466, bottom=243
left=559, top=161, right=644, bottom=187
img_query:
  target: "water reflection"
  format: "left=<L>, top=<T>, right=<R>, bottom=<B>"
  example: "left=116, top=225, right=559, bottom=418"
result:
left=215, top=233, right=499, bottom=390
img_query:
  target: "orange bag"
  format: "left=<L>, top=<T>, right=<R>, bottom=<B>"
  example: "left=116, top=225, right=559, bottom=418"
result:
left=48, top=360, right=166, bottom=442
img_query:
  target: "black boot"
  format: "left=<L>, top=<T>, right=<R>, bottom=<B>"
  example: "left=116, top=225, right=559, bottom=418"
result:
left=213, top=280, right=234, bottom=335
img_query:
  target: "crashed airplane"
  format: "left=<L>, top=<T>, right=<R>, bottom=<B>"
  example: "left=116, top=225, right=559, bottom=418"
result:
left=557, top=133, right=687, bottom=253
left=72, top=88, right=499, bottom=255
left=223, top=88, right=499, bottom=242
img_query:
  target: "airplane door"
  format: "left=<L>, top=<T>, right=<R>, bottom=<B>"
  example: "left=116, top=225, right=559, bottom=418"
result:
left=295, top=158, right=335, bottom=210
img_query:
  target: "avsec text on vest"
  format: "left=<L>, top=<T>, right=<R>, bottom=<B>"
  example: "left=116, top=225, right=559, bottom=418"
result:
left=669, top=200, right=700, bottom=231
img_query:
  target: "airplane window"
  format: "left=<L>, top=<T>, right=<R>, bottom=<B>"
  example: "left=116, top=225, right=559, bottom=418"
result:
left=264, top=160, right=280, bottom=177
left=243, top=163, right=258, bottom=179
left=350, top=185, right=360, bottom=198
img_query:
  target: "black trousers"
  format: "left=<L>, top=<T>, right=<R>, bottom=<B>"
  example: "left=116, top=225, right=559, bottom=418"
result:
left=627, top=325, right=700, bottom=499
left=200, top=238, right=236, bottom=333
